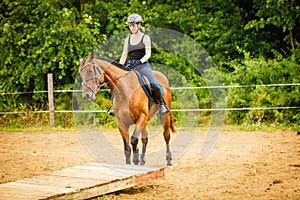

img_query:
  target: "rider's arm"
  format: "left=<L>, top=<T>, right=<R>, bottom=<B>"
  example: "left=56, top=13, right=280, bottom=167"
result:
left=119, top=37, right=129, bottom=65
left=140, top=35, right=151, bottom=63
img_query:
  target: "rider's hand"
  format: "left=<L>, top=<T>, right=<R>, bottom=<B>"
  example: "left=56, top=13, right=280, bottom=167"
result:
left=131, top=60, right=142, bottom=69
left=124, top=64, right=131, bottom=70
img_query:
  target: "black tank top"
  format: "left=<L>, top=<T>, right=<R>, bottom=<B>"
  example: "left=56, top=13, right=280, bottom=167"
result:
left=128, top=34, right=146, bottom=60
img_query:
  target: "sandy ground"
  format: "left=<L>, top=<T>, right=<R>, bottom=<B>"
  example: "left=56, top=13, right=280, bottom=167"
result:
left=0, top=129, right=299, bottom=199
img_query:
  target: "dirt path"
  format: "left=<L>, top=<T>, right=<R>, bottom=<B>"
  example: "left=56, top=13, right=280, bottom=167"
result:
left=0, top=129, right=299, bottom=199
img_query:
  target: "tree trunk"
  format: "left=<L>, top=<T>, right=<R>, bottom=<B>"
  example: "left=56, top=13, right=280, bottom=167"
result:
left=80, top=0, right=85, bottom=20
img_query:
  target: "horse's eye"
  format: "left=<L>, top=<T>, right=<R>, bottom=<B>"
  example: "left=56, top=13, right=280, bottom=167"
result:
left=88, top=68, right=93, bottom=74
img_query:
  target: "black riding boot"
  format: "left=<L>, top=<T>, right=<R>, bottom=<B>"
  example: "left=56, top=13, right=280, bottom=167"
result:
left=152, top=87, right=169, bottom=114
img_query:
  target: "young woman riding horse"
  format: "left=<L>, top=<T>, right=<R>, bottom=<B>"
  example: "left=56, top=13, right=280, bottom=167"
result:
left=79, top=14, right=175, bottom=167
left=79, top=53, right=175, bottom=167
left=108, top=13, right=169, bottom=116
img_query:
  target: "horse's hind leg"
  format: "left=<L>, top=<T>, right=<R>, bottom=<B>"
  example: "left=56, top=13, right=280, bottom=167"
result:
left=164, top=130, right=172, bottom=167
left=140, top=127, right=148, bottom=165
left=163, top=115, right=172, bottom=167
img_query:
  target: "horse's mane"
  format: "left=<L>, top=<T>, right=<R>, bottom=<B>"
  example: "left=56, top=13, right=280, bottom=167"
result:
left=96, top=57, right=125, bottom=70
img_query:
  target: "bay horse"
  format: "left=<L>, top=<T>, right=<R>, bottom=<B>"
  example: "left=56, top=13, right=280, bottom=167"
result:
left=79, top=51, right=176, bottom=167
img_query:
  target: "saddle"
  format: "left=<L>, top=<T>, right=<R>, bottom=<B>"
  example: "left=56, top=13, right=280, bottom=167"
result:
left=132, top=70, right=164, bottom=108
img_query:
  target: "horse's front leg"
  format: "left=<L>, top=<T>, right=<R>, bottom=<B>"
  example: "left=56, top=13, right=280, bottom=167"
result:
left=131, top=113, right=147, bottom=165
left=140, top=127, right=148, bottom=165
left=131, top=126, right=141, bottom=165
left=123, top=138, right=131, bottom=164
left=118, top=126, right=131, bottom=164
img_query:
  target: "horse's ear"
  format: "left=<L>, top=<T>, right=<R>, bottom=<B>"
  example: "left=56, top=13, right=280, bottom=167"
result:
left=79, top=58, right=83, bottom=71
left=91, top=50, right=94, bottom=58
left=87, top=50, right=94, bottom=60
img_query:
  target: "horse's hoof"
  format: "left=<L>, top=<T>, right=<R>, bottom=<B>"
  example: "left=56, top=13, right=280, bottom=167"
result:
left=166, top=165, right=173, bottom=170
left=126, top=159, right=131, bottom=165
left=140, top=161, right=145, bottom=165
left=133, top=159, right=139, bottom=165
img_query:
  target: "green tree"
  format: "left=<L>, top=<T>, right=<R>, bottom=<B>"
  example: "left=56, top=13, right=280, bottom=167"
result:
left=245, top=0, right=300, bottom=56
left=0, top=0, right=105, bottom=107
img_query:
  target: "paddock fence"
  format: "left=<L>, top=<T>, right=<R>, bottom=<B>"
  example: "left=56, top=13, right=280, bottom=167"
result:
left=1, top=73, right=300, bottom=127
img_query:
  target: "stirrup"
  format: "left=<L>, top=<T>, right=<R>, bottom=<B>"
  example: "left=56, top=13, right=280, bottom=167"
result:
left=160, top=105, right=169, bottom=114
left=107, top=110, right=115, bottom=117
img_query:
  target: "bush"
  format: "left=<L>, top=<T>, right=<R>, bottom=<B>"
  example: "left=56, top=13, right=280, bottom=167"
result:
left=224, top=52, right=300, bottom=126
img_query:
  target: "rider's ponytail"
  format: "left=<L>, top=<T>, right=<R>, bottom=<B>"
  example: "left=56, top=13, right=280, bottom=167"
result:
left=140, top=26, right=145, bottom=33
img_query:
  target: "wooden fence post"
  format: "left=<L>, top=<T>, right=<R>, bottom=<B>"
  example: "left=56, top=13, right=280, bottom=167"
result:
left=47, top=73, right=55, bottom=127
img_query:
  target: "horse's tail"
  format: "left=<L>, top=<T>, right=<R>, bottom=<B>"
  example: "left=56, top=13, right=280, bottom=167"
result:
left=170, top=117, right=176, bottom=134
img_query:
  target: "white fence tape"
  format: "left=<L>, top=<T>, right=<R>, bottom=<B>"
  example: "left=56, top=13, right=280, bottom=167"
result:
left=1, top=83, right=300, bottom=115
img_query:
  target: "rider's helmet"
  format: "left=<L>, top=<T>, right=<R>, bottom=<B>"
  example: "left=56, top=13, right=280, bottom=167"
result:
left=126, top=13, right=143, bottom=24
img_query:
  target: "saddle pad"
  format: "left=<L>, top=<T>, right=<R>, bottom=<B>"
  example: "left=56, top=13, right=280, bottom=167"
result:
left=133, top=70, right=164, bottom=99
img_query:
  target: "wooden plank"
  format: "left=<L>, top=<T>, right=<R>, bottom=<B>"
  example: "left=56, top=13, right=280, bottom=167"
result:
left=16, top=175, right=101, bottom=189
left=73, top=163, right=155, bottom=176
left=0, top=182, right=74, bottom=200
left=0, top=162, right=165, bottom=200
left=49, top=167, right=124, bottom=179
left=51, top=167, right=165, bottom=200
left=88, top=162, right=160, bottom=172
left=130, top=168, right=165, bottom=185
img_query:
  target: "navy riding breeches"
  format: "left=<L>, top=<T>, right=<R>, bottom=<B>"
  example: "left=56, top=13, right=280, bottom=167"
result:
left=128, top=60, right=158, bottom=89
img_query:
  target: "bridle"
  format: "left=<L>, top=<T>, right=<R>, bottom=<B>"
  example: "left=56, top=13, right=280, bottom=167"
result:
left=80, top=58, right=133, bottom=95
left=80, top=59, right=107, bottom=95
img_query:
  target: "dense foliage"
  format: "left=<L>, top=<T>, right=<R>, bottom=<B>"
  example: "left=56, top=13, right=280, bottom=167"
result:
left=0, top=0, right=299, bottom=128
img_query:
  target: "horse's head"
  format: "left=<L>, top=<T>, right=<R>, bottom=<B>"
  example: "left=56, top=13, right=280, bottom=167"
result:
left=79, top=51, right=105, bottom=102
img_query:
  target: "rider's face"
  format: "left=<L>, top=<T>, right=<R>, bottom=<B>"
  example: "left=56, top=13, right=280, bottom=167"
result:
left=128, top=24, right=139, bottom=33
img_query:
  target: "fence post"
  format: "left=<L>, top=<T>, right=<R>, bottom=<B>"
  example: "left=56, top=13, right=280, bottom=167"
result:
left=47, top=73, right=55, bottom=127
